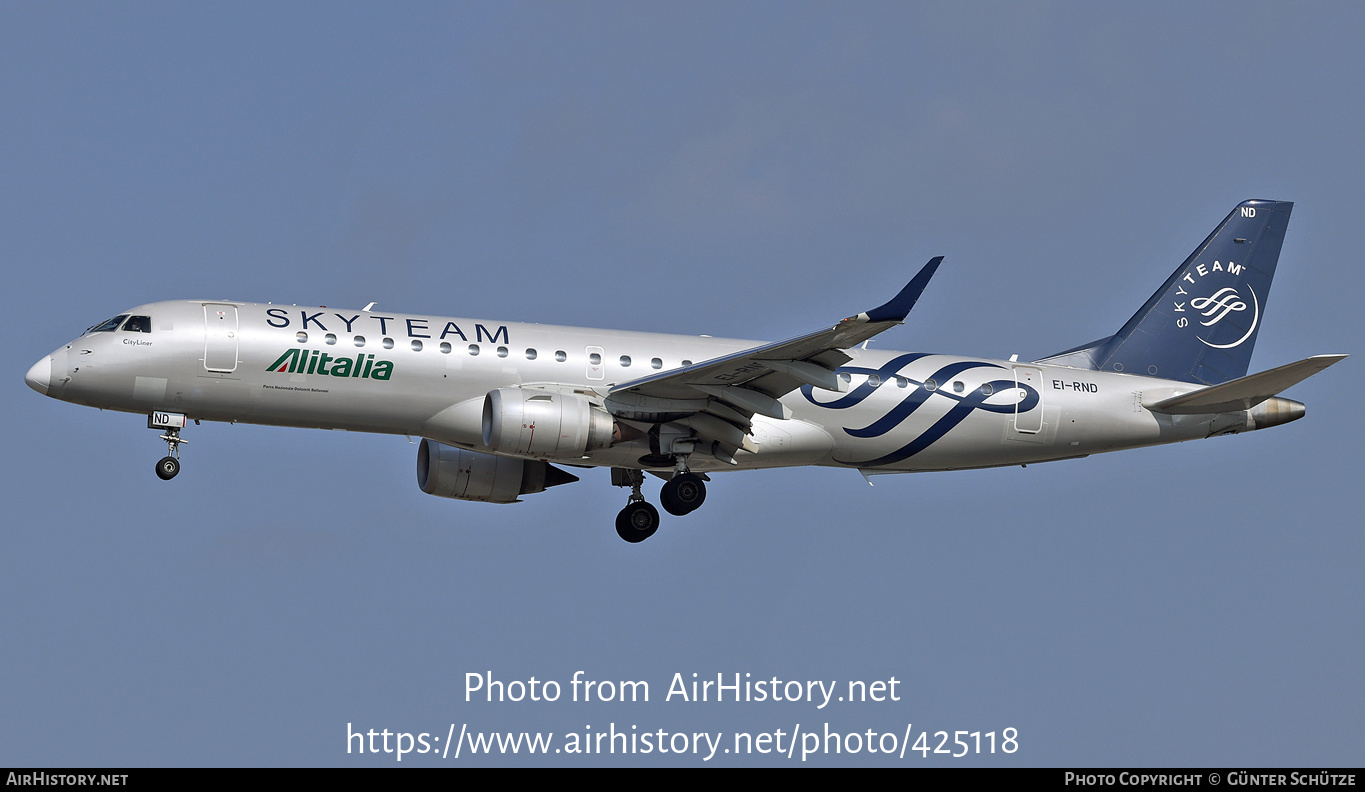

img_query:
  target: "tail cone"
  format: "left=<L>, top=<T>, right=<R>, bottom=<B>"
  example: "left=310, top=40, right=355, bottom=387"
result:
left=1249, top=397, right=1305, bottom=429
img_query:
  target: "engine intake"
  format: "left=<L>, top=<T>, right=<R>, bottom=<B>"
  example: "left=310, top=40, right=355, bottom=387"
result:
left=482, top=388, right=615, bottom=459
left=417, top=439, right=578, bottom=503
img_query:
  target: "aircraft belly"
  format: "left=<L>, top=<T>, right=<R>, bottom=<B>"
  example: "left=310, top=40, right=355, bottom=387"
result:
left=240, top=384, right=426, bottom=431
left=569, top=418, right=834, bottom=473
left=742, top=417, right=835, bottom=467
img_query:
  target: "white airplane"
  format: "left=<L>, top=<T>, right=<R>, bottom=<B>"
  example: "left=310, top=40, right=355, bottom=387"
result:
left=25, top=200, right=1345, bottom=542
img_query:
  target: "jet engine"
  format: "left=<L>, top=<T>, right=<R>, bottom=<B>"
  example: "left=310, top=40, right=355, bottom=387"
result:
left=482, top=388, right=615, bottom=459
left=416, top=439, right=578, bottom=503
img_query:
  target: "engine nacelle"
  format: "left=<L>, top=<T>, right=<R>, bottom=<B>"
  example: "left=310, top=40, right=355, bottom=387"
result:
left=482, top=388, right=615, bottom=459
left=416, top=439, right=578, bottom=503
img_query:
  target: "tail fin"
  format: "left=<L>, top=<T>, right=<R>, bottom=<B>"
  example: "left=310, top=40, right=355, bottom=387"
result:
left=1038, top=199, right=1293, bottom=385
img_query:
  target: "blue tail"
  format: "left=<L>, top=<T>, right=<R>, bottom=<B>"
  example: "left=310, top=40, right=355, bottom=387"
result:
left=1037, top=199, right=1293, bottom=385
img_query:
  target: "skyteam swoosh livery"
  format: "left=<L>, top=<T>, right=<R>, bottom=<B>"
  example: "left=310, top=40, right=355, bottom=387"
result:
left=25, top=200, right=1346, bottom=542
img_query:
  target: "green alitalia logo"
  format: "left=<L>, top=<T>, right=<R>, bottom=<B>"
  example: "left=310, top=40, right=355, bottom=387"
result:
left=266, top=349, right=394, bottom=380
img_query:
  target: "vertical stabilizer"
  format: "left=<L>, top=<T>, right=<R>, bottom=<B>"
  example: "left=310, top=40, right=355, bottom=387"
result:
left=1038, top=200, right=1292, bottom=385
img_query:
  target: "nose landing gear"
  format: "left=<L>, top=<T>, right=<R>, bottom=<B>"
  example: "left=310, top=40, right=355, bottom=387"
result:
left=154, top=428, right=188, bottom=480
left=148, top=412, right=189, bottom=481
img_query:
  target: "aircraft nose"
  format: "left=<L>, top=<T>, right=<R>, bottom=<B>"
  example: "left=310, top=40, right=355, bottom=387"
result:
left=25, top=356, right=51, bottom=395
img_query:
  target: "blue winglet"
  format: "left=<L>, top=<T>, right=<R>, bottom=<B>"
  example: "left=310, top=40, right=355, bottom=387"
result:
left=864, top=256, right=943, bottom=323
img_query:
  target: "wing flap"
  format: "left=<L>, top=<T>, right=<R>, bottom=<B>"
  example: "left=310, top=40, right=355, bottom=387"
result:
left=692, top=384, right=792, bottom=420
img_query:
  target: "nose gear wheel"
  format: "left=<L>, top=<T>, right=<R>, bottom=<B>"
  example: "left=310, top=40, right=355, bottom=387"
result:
left=153, top=427, right=187, bottom=480
left=155, top=456, right=180, bottom=480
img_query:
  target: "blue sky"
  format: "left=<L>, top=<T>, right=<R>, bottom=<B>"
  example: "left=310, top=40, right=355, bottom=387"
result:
left=3, top=2, right=1361, bottom=766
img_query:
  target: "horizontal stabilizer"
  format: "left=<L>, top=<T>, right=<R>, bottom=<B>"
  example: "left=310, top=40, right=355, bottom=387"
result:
left=1145, top=354, right=1346, bottom=414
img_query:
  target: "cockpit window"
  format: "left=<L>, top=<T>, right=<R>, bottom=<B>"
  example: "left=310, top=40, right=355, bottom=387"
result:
left=123, top=315, right=152, bottom=333
left=86, top=315, right=129, bottom=334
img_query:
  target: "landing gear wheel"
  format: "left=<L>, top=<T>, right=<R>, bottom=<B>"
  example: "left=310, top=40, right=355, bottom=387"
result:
left=153, top=423, right=188, bottom=481
left=155, top=456, right=180, bottom=481
left=660, top=472, right=706, bottom=516
left=615, top=501, right=660, bottom=543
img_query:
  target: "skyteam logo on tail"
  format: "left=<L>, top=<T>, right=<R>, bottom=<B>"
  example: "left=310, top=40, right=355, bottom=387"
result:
left=1192, top=287, right=1247, bottom=325
left=266, top=348, right=394, bottom=380
left=1173, top=261, right=1260, bottom=350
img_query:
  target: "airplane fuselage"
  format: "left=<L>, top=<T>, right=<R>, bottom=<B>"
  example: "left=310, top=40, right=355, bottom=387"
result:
left=32, top=298, right=1265, bottom=475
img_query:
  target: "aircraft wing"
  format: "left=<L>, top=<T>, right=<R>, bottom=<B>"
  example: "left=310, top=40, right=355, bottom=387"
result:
left=604, top=257, right=942, bottom=454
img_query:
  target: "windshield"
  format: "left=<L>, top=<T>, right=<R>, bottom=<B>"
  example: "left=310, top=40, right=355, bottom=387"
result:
left=85, top=315, right=129, bottom=335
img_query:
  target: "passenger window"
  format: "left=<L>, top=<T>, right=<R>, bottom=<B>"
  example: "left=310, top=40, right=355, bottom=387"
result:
left=497, top=346, right=508, bottom=358
left=590, top=353, right=602, bottom=365
left=411, top=340, right=423, bottom=351
left=382, top=338, right=394, bottom=349
left=682, top=360, right=693, bottom=366
left=868, top=375, right=881, bottom=387
left=555, top=350, right=567, bottom=362
left=123, top=316, right=152, bottom=333
left=439, top=342, right=451, bottom=354
left=651, top=358, right=662, bottom=369
left=895, top=377, right=908, bottom=388
left=296, top=332, right=308, bottom=343
left=620, top=355, right=631, bottom=367
left=325, top=333, right=337, bottom=345
left=469, top=345, right=480, bottom=356
left=526, top=349, right=537, bottom=360
left=953, top=381, right=964, bottom=393
left=924, top=378, right=938, bottom=391
left=87, top=315, right=129, bottom=334
left=980, top=383, right=994, bottom=396
left=354, top=336, right=366, bottom=347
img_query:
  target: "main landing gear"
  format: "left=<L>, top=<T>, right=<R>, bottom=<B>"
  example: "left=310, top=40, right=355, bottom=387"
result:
left=616, top=499, right=659, bottom=544
left=612, top=462, right=709, bottom=543
left=660, top=472, right=706, bottom=516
